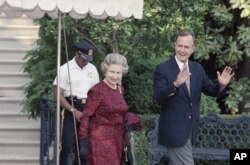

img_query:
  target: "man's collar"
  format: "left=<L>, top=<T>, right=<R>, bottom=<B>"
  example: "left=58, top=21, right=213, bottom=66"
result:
left=175, top=55, right=189, bottom=69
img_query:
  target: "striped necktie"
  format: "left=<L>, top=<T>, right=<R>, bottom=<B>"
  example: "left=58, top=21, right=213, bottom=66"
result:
left=184, top=63, right=190, bottom=95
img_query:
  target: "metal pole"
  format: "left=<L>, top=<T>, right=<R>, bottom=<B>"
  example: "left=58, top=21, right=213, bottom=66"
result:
left=55, top=12, right=62, bottom=165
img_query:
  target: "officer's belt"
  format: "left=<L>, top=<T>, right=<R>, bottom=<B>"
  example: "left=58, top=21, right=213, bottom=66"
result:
left=65, top=96, right=86, bottom=104
left=78, top=98, right=86, bottom=104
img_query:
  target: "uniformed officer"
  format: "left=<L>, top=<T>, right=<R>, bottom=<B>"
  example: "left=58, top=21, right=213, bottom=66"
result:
left=53, top=41, right=99, bottom=165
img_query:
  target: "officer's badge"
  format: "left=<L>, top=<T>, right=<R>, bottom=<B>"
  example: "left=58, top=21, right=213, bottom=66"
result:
left=87, top=72, right=93, bottom=78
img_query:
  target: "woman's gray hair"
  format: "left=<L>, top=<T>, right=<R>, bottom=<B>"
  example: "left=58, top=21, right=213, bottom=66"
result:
left=100, top=53, right=129, bottom=75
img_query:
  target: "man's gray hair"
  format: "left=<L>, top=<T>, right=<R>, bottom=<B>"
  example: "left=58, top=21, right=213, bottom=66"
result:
left=175, top=30, right=195, bottom=44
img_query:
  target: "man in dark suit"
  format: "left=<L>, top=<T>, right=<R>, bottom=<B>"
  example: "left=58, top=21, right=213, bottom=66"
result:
left=153, top=30, right=234, bottom=165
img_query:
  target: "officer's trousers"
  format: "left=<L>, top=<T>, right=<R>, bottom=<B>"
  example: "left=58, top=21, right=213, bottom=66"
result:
left=59, top=103, right=85, bottom=165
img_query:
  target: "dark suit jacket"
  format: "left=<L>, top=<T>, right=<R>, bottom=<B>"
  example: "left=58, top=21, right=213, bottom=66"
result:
left=153, top=57, right=221, bottom=148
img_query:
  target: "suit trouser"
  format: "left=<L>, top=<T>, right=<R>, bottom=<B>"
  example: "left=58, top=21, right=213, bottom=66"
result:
left=166, top=138, right=194, bottom=165
left=59, top=103, right=85, bottom=165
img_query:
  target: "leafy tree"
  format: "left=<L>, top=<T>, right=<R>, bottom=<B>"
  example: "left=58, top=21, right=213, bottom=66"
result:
left=23, top=0, right=250, bottom=117
left=198, top=0, right=250, bottom=114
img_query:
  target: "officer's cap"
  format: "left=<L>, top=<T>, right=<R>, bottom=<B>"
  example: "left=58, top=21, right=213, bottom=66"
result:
left=74, top=41, right=97, bottom=62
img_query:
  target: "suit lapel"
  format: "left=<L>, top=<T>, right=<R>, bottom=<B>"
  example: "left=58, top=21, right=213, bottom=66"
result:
left=189, top=62, right=195, bottom=99
left=169, top=57, right=180, bottom=78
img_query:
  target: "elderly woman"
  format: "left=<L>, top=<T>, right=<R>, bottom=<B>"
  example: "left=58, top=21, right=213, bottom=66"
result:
left=79, top=53, right=142, bottom=165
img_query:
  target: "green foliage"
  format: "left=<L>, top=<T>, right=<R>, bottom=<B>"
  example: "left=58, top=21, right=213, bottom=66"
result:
left=23, top=0, right=250, bottom=117
left=211, top=5, right=233, bottom=26
left=22, top=37, right=57, bottom=117
left=200, top=94, right=220, bottom=115
left=196, top=0, right=250, bottom=113
left=134, top=114, right=156, bottom=165
left=230, top=0, right=250, bottom=18
left=133, top=130, right=149, bottom=165
left=237, top=25, right=250, bottom=57
left=123, top=56, right=166, bottom=114
left=225, top=78, right=250, bottom=114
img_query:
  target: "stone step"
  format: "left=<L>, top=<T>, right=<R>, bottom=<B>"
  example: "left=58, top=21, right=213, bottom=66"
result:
left=0, top=36, right=38, bottom=49
left=0, top=123, right=40, bottom=131
left=0, top=156, right=39, bottom=165
left=0, top=118, right=40, bottom=130
left=0, top=126, right=40, bottom=142
left=0, top=123, right=40, bottom=143
left=0, top=121, right=40, bottom=143
left=0, top=140, right=40, bottom=158
left=0, top=83, right=25, bottom=97
left=0, top=72, right=30, bottom=85
left=0, top=38, right=36, bottom=50
left=0, top=47, right=32, bottom=53
left=0, top=97, right=24, bottom=111
left=0, top=49, right=28, bottom=60
left=0, top=60, right=25, bottom=72
left=0, top=15, right=37, bottom=25
left=0, top=36, right=39, bottom=41
left=0, top=109, right=22, bottom=115
left=0, top=25, right=39, bottom=38
left=0, top=113, right=40, bottom=124
left=0, top=89, right=25, bottom=97
left=0, top=15, right=40, bottom=165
